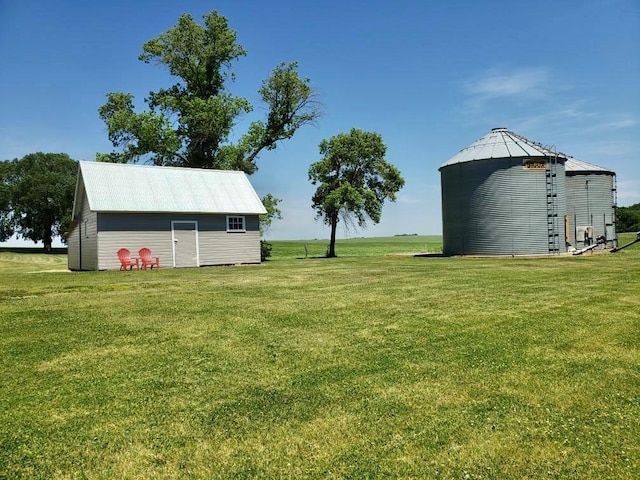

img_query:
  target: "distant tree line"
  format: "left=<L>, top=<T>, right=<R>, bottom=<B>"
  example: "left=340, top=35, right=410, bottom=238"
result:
left=617, top=203, right=640, bottom=232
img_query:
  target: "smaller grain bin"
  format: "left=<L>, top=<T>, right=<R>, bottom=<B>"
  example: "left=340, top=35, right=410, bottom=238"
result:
left=565, top=158, right=616, bottom=248
left=439, top=128, right=567, bottom=256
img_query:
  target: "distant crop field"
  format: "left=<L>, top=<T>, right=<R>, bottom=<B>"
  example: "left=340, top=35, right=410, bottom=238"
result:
left=268, top=234, right=443, bottom=259
left=1, top=235, right=638, bottom=479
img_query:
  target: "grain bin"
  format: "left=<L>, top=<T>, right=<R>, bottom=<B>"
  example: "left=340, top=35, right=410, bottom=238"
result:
left=439, top=128, right=567, bottom=256
left=565, top=157, right=616, bottom=248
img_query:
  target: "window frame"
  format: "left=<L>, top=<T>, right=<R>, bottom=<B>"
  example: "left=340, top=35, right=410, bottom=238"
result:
left=226, top=215, right=246, bottom=233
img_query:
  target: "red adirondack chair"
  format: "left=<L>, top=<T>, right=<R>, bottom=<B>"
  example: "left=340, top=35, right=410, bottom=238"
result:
left=138, top=247, right=160, bottom=270
left=117, top=248, right=139, bottom=271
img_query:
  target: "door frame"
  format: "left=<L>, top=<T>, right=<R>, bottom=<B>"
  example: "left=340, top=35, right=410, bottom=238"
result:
left=171, top=220, right=199, bottom=268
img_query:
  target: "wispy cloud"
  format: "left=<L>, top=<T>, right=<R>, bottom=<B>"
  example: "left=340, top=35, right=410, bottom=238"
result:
left=504, top=102, right=592, bottom=131
left=582, top=116, right=638, bottom=132
left=573, top=139, right=639, bottom=158
left=459, top=81, right=638, bottom=150
left=395, top=193, right=423, bottom=204
left=514, top=111, right=639, bottom=140
left=460, top=66, right=639, bottom=138
left=463, top=67, right=552, bottom=100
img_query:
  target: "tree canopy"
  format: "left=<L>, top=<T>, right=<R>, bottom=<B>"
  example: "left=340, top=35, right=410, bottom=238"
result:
left=98, top=10, right=321, bottom=173
left=0, top=153, right=77, bottom=251
left=617, top=203, right=640, bottom=233
left=308, top=128, right=405, bottom=257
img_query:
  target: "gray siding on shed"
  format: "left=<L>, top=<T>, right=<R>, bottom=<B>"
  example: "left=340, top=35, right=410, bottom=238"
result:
left=566, top=172, right=616, bottom=246
left=67, top=224, right=80, bottom=270
left=199, top=231, right=261, bottom=266
left=97, top=213, right=259, bottom=233
left=441, top=157, right=566, bottom=255
left=97, top=230, right=173, bottom=270
left=95, top=212, right=261, bottom=270
left=67, top=188, right=98, bottom=271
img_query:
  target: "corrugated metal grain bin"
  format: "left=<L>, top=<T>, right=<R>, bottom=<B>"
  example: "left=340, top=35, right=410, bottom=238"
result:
left=439, top=128, right=567, bottom=256
left=565, top=158, right=616, bottom=248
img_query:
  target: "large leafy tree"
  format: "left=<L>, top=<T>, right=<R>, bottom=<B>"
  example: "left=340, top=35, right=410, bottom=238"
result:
left=97, top=10, right=320, bottom=173
left=308, top=129, right=405, bottom=257
left=0, top=153, right=78, bottom=252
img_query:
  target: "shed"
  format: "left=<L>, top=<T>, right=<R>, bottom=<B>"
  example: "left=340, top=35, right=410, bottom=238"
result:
left=439, top=128, right=567, bottom=256
left=67, top=161, right=266, bottom=270
left=564, top=157, right=617, bottom=248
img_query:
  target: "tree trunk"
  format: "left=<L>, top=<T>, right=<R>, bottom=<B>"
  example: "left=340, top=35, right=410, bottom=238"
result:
left=43, top=227, right=53, bottom=253
left=328, top=213, right=338, bottom=258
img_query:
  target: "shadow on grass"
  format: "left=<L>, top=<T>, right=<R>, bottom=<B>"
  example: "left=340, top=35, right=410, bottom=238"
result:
left=292, top=253, right=448, bottom=259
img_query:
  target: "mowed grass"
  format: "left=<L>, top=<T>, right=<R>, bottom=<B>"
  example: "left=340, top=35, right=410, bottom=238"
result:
left=0, top=235, right=639, bottom=479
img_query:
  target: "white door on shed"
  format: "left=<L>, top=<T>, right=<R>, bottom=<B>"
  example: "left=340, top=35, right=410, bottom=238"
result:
left=171, top=221, right=199, bottom=267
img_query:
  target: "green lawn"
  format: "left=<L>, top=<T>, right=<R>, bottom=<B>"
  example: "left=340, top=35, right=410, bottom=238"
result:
left=1, top=235, right=639, bottom=479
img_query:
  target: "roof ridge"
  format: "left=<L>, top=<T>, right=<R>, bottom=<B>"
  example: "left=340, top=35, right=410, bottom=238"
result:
left=80, top=160, right=248, bottom=175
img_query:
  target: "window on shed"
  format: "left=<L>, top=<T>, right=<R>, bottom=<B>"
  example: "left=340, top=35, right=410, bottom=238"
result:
left=227, top=216, right=246, bottom=232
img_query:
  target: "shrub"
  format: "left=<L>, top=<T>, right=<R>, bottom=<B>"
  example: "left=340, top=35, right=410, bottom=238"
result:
left=260, top=240, right=273, bottom=261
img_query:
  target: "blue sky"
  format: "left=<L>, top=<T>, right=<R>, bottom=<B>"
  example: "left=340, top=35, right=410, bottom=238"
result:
left=1, top=0, right=638, bottom=246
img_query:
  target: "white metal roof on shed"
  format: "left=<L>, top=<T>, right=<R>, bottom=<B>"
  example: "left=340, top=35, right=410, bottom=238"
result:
left=439, top=128, right=567, bottom=169
left=74, top=161, right=266, bottom=216
left=565, top=157, right=614, bottom=174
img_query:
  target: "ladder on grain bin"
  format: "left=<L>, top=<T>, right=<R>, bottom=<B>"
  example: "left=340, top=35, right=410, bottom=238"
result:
left=545, top=153, right=560, bottom=254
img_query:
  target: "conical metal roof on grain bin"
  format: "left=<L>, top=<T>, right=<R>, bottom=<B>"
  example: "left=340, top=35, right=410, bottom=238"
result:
left=565, top=157, right=614, bottom=174
left=439, top=128, right=567, bottom=169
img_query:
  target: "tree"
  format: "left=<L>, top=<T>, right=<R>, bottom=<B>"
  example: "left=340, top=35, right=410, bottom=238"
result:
left=97, top=10, right=321, bottom=173
left=0, top=153, right=78, bottom=252
left=259, top=193, right=283, bottom=236
left=308, top=129, right=405, bottom=257
left=0, top=160, right=15, bottom=241
left=258, top=193, right=282, bottom=261
left=617, top=203, right=640, bottom=233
